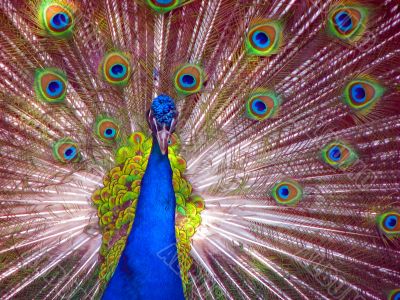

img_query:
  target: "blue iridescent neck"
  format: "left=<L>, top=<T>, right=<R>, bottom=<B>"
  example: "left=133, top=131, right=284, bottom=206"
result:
left=102, top=137, right=184, bottom=300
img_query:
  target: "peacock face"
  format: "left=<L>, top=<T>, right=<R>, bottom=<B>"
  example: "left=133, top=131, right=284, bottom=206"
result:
left=147, top=94, right=178, bottom=155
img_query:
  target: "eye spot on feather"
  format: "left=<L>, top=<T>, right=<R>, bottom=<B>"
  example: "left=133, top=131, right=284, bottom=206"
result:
left=321, top=141, right=358, bottom=169
left=50, top=12, right=70, bottom=31
left=46, top=80, right=63, bottom=97
left=34, top=68, right=67, bottom=103
left=327, top=5, right=368, bottom=42
left=252, top=31, right=270, bottom=48
left=40, top=3, right=75, bottom=38
left=105, top=128, right=116, bottom=138
left=388, top=289, right=400, bottom=300
left=278, top=185, right=289, bottom=199
left=53, top=138, right=81, bottom=163
left=146, top=0, right=181, bottom=13
left=385, top=216, right=397, bottom=230
left=110, top=64, right=127, bottom=79
left=246, top=20, right=282, bottom=56
left=343, top=77, right=384, bottom=114
left=100, top=52, right=131, bottom=86
left=351, top=83, right=366, bottom=103
left=328, top=146, right=341, bottom=161
left=272, top=180, right=303, bottom=206
left=128, top=132, right=146, bottom=147
left=95, top=117, right=120, bottom=142
left=253, top=99, right=267, bottom=113
left=246, top=90, right=280, bottom=121
left=156, top=0, right=173, bottom=4
left=180, top=74, right=196, bottom=88
left=174, top=64, right=204, bottom=95
left=334, top=11, right=353, bottom=33
left=64, top=146, right=77, bottom=160
left=377, top=212, right=400, bottom=238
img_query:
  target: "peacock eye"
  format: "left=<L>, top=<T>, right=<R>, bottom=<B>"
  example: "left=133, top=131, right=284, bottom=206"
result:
left=321, top=141, right=358, bottom=169
left=34, top=68, right=67, bottom=103
left=53, top=138, right=80, bottom=163
left=146, top=0, right=181, bottom=13
left=246, top=91, right=280, bottom=121
left=343, top=78, right=385, bottom=113
left=168, top=134, right=176, bottom=146
left=377, top=212, right=400, bottom=238
left=101, top=52, right=131, bottom=86
left=388, top=289, right=400, bottom=300
left=95, top=117, right=120, bottom=142
left=41, top=4, right=74, bottom=38
left=327, top=5, right=368, bottom=42
left=245, top=20, right=283, bottom=56
left=271, top=180, right=303, bottom=206
left=167, top=133, right=181, bottom=152
left=174, top=64, right=204, bottom=95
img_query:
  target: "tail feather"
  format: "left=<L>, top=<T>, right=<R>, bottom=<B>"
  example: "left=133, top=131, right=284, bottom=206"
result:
left=1, top=0, right=400, bottom=299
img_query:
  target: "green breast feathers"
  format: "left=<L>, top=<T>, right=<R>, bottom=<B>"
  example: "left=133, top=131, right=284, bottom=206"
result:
left=91, top=132, right=204, bottom=291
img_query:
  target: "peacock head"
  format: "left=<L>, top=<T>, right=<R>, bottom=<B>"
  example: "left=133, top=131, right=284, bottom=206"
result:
left=147, top=94, right=178, bottom=155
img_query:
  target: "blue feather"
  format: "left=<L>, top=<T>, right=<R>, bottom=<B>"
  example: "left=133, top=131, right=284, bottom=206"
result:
left=151, top=94, right=177, bottom=127
left=102, top=139, right=184, bottom=299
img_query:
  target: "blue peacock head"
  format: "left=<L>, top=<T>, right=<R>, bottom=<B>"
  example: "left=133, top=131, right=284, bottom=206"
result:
left=147, top=94, right=178, bottom=155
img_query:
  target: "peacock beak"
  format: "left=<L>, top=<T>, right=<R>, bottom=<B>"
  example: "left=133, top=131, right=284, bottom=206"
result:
left=156, top=124, right=171, bottom=155
left=147, top=110, right=177, bottom=155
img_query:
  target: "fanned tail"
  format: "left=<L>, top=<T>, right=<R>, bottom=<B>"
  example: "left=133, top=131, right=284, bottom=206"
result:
left=0, top=0, right=400, bottom=299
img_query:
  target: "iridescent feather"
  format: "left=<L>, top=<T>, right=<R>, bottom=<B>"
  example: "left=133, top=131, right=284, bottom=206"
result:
left=0, top=1, right=399, bottom=300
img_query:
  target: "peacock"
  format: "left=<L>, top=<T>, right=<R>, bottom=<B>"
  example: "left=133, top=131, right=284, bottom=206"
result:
left=0, top=0, right=400, bottom=299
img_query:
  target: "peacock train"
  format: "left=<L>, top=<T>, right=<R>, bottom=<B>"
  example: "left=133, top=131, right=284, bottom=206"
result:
left=0, top=0, right=399, bottom=299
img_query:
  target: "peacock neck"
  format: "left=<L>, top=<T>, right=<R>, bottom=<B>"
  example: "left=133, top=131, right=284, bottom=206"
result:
left=102, top=137, right=184, bottom=300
